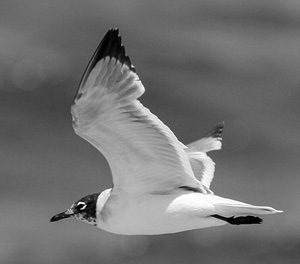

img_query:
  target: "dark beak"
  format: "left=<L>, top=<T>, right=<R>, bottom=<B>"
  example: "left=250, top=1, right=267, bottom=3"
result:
left=50, top=209, right=74, bottom=222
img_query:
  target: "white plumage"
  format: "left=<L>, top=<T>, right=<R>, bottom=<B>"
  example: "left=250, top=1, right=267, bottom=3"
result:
left=51, top=28, right=282, bottom=235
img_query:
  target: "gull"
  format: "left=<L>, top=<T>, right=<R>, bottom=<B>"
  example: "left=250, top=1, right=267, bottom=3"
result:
left=50, top=28, right=282, bottom=235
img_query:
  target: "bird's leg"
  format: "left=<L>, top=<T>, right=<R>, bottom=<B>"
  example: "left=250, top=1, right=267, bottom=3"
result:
left=211, top=214, right=263, bottom=225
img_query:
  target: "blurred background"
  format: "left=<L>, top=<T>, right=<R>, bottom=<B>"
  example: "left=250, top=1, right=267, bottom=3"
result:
left=1, top=0, right=300, bottom=263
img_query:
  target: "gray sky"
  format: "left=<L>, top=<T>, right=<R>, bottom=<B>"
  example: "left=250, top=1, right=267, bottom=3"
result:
left=1, top=1, right=299, bottom=263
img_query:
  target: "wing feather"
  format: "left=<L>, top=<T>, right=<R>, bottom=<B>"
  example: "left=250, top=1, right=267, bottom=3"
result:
left=185, top=123, right=224, bottom=193
left=71, top=28, right=200, bottom=194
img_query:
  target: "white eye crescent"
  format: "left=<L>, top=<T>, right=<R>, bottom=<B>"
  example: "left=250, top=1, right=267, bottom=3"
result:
left=76, top=202, right=87, bottom=210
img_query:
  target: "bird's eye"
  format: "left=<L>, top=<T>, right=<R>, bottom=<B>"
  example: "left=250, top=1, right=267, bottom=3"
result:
left=76, top=202, right=87, bottom=210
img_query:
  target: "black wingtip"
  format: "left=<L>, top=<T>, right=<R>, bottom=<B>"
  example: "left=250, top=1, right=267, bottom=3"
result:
left=204, top=121, right=225, bottom=139
left=88, top=28, right=135, bottom=74
left=74, top=28, right=135, bottom=103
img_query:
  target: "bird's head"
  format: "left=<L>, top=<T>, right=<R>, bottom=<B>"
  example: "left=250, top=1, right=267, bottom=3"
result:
left=50, top=193, right=99, bottom=226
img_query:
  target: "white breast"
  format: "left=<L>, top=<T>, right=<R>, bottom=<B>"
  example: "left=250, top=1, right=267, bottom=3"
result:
left=95, top=189, right=225, bottom=235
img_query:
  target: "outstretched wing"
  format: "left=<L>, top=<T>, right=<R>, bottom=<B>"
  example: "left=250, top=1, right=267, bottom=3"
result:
left=185, top=123, right=224, bottom=193
left=71, top=28, right=201, bottom=194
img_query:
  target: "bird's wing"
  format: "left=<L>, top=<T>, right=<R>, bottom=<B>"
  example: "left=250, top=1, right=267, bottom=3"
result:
left=185, top=123, right=224, bottom=192
left=71, top=28, right=201, bottom=194
left=186, top=122, right=224, bottom=153
left=185, top=152, right=215, bottom=193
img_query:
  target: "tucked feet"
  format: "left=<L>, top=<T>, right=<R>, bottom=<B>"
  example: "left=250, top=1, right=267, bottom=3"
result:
left=212, top=214, right=263, bottom=225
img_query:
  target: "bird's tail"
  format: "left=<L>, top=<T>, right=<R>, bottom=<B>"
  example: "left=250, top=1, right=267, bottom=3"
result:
left=206, top=195, right=283, bottom=216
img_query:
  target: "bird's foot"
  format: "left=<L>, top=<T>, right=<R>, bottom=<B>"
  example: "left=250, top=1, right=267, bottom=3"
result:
left=212, top=214, right=263, bottom=225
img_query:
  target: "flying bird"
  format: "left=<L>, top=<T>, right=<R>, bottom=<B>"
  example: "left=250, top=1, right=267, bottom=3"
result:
left=50, top=28, right=282, bottom=235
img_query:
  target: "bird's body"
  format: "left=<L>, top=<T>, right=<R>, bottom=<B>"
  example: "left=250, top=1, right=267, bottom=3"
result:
left=51, top=28, right=282, bottom=235
left=97, top=189, right=277, bottom=235
left=96, top=190, right=224, bottom=235
left=96, top=189, right=276, bottom=235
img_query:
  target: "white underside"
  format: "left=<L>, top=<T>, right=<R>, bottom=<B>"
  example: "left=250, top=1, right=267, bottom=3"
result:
left=95, top=188, right=281, bottom=235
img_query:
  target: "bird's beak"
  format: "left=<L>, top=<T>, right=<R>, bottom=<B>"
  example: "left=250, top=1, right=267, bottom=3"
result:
left=50, top=208, right=74, bottom=222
